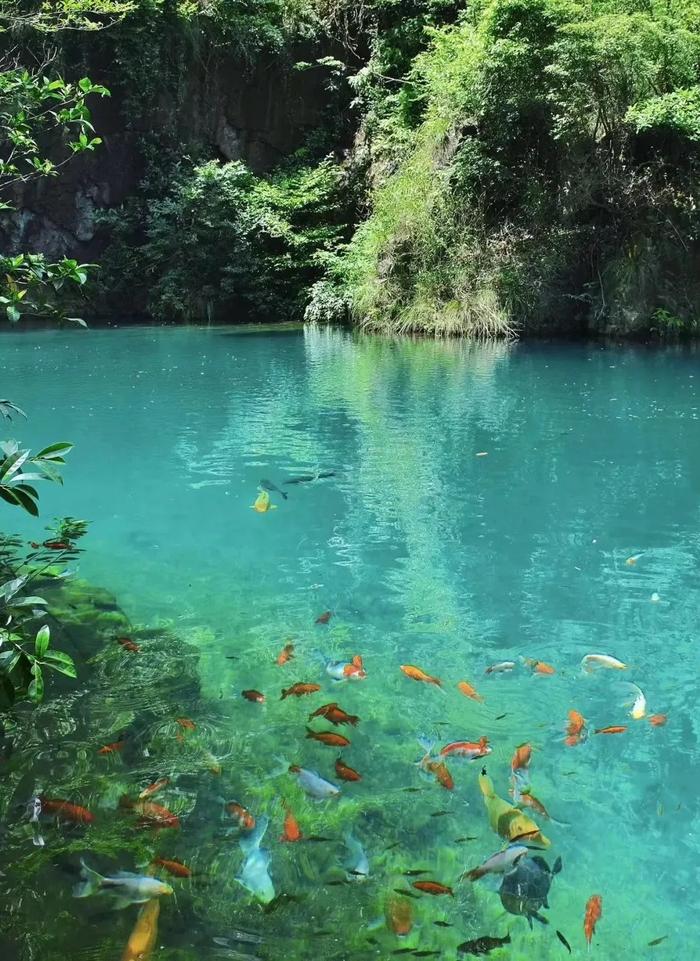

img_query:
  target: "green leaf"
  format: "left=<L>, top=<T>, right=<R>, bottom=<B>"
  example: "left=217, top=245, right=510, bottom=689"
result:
left=6, top=304, right=20, bottom=323
left=34, top=442, right=73, bottom=459
left=0, top=487, right=21, bottom=508
left=8, top=485, right=38, bottom=516
left=42, top=650, right=76, bottom=678
left=0, top=400, right=26, bottom=421
left=66, top=317, right=87, bottom=327
left=0, top=648, right=21, bottom=674
left=0, top=449, right=30, bottom=481
left=28, top=663, right=44, bottom=702
left=35, top=625, right=50, bottom=657
left=13, top=596, right=47, bottom=607
left=0, top=575, right=28, bottom=600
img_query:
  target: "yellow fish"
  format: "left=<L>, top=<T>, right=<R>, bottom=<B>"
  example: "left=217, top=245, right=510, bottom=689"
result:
left=122, top=898, right=160, bottom=961
left=251, top=490, right=277, bottom=513
left=478, top=768, right=550, bottom=847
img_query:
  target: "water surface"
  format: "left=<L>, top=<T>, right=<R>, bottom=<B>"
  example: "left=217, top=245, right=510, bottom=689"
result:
left=1, top=326, right=698, bottom=960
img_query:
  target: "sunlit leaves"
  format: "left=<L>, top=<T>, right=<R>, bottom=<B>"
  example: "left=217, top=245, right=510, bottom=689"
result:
left=0, top=66, right=109, bottom=323
left=0, top=1, right=134, bottom=33
left=0, top=441, right=72, bottom=515
left=34, top=625, right=50, bottom=658
left=40, top=650, right=77, bottom=678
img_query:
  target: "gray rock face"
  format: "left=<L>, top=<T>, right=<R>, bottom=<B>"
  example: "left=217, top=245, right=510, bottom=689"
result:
left=1, top=35, right=335, bottom=286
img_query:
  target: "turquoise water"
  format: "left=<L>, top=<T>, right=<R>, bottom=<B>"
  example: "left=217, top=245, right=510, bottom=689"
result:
left=1, top=325, right=699, bottom=960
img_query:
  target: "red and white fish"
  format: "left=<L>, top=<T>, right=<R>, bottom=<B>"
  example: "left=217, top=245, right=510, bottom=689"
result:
left=321, top=654, right=367, bottom=681
left=439, top=737, right=491, bottom=760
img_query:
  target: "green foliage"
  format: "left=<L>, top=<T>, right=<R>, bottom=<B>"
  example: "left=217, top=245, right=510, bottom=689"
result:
left=0, top=70, right=108, bottom=189
left=626, top=86, right=700, bottom=140
left=338, top=0, right=700, bottom=335
left=50, top=516, right=90, bottom=542
left=109, top=155, right=348, bottom=322
left=177, top=0, right=321, bottom=56
left=0, top=67, right=109, bottom=322
left=0, top=440, right=73, bottom=516
left=0, top=574, right=77, bottom=707
left=650, top=306, right=698, bottom=335
left=0, top=1, right=134, bottom=31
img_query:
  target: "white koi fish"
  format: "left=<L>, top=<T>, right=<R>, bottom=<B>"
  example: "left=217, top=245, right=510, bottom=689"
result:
left=73, top=860, right=173, bottom=908
left=461, top=844, right=529, bottom=882
left=622, top=682, right=647, bottom=720
left=485, top=661, right=517, bottom=675
left=343, top=830, right=369, bottom=881
left=235, top=815, right=275, bottom=904
left=581, top=653, right=627, bottom=673
left=290, top=764, right=341, bottom=800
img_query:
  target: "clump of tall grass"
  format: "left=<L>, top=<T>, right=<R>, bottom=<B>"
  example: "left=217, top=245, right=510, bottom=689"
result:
left=342, top=24, right=518, bottom=339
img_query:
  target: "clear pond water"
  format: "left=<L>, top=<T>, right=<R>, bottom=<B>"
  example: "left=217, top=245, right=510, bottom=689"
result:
left=1, top=325, right=699, bottom=960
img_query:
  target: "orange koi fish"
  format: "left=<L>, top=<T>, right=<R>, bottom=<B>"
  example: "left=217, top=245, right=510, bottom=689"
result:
left=98, top=740, right=126, bottom=755
left=315, top=610, right=333, bottom=624
left=511, top=743, right=532, bottom=770
left=131, top=800, right=180, bottom=830
left=139, top=778, right=170, bottom=800
left=150, top=857, right=191, bottom=878
left=440, top=737, right=491, bottom=760
left=117, top=637, right=140, bottom=653
left=386, top=894, right=413, bottom=936
left=281, top=682, right=321, bottom=699
left=649, top=713, right=667, bottom=727
left=343, top=655, right=366, bottom=680
left=280, top=805, right=302, bottom=842
left=517, top=790, right=550, bottom=819
left=309, top=703, right=359, bottom=726
left=335, top=757, right=362, bottom=782
left=457, top=680, right=483, bottom=702
left=39, top=797, right=94, bottom=824
left=565, top=710, right=587, bottom=747
left=417, top=738, right=455, bottom=789
left=425, top=760, right=454, bottom=791
left=176, top=718, right=196, bottom=731
left=524, top=658, right=556, bottom=675
left=594, top=725, right=627, bottom=735
left=226, top=801, right=255, bottom=832
left=412, top=880, right=454, bottom=897
left=121, top=898, right=160, bottom=961
left=276, top=643, right=295, bottom=666
left=242, top=689, right=265, bottom=703
left=400, top=664, right=442, bottom=687
left=322, top=654, right=368, bottom=681
left=305, top=727, right=350, bottom=747
left=584, top=894, right=602, bottom=946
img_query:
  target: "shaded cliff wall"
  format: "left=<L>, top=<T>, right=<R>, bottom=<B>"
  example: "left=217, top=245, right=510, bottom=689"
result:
left=2, top=22, right=337, bottom=266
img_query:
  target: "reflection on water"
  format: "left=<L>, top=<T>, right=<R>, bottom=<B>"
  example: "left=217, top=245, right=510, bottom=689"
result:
left=0, top=325, right=699, bottom=959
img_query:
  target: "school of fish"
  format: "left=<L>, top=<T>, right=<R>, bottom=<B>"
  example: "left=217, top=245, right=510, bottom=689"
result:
left=29, top=481, right=672, bottom=960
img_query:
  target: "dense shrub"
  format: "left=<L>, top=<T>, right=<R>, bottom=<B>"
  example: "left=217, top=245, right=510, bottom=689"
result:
left=339, top=0, right=700, bottom=335
left=119, top=156, right=348, bottom=323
